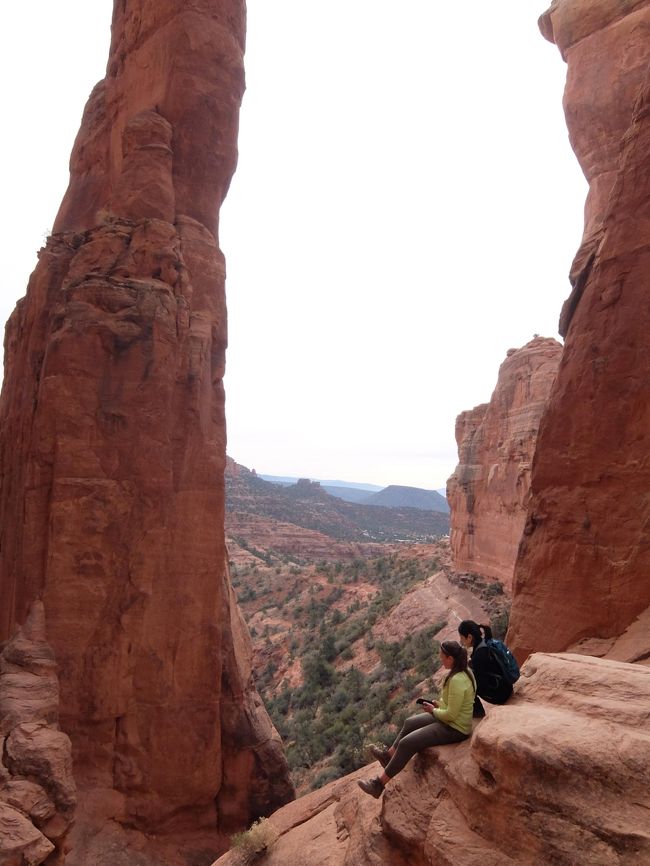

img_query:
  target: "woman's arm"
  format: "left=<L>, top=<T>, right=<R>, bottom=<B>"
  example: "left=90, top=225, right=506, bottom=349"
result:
left=433, top=677, right=466, bottom=725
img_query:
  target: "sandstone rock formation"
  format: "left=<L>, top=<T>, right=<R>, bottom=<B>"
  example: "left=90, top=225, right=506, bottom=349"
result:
left=509, top=0, right=650, bottom=660
left=0, top=0, right=292, bottom=847
left=0, top=602, right=76, bottom=866
left=213, top=652, right=650, bottom=866
left=447, top=337, right=562, bottom=590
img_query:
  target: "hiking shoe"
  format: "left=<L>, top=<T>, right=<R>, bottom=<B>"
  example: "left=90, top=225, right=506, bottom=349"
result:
left=369, top=745, right=391, bottom=768
left=357, top=777, right=384, bottom=799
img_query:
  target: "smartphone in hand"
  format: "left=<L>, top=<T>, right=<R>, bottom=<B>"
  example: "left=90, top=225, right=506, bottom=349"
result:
left=416, top=697, right=437, bottom=706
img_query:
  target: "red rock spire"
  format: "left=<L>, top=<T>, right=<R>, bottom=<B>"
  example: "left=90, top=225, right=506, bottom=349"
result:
left=510, top=1, right=650, bottom=660
left=0, top=0, right=292, bottom=835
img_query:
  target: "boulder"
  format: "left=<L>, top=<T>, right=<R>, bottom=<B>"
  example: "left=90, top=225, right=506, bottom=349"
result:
left=0, top=802, right=55, bottom=866
left=0, top=602, right=75, bottom=865
left=212, top=653, right=650, bottom=866
left=5, top=723, right=76, bottom=814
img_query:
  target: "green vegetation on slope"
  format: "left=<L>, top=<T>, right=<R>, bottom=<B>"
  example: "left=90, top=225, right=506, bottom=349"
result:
left=232, top=546, right=511, bottom=793
left=266, top=622, right=445, bottom=790
left=234, top=554, right=446, bottom=792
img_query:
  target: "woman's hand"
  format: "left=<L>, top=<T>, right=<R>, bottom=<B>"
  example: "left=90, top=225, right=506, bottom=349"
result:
left=422, top=700, right=438, bottom=714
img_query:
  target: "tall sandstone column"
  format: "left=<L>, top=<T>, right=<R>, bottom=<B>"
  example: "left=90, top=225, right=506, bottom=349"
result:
left=509, top=0, right=650, bottom=659
left=447, top=337, right=562, bottom=591
left=0, top=0, right=292, bottom=832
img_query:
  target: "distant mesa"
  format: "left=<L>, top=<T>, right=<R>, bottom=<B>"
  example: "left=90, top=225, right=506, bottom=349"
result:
left=320, top=484, right=381, bottom=505
left=259, top=473, right=449, bottom=512
left=260, top=473, right=383, bottom=493
left=364, top=485, right=450, bottom=513
left=227, top=458, right=450, bottom=546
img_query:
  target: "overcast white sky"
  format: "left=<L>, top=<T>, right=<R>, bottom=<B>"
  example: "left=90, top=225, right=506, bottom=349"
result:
left=1, top=1, right=587, bottom=490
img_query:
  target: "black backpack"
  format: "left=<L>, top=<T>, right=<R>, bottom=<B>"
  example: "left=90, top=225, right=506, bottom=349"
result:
left=485, top=638, right=520, bottom=685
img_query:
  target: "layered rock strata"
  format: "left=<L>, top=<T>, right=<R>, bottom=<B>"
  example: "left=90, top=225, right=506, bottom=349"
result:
left=447, top=337, right=562, bottom=590
left=509, top=0, right=650, bottom=660
left=0, top=602, right=76, bottom=866
left=213, top=653, right=650, bottom=866
left=0, top=0, right=292, bottom=838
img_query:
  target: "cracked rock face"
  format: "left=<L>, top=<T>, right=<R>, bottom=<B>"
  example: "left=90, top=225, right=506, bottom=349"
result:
left=447, top=337, right=562, bottom=590
left=509, top=0, right=650, bottom=661
left=0, top=0, right=292, bottom=838
left=0, top=602, right=76, bottom=866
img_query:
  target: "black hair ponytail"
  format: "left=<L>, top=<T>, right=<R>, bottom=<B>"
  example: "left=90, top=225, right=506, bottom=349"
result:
left=480, top=623, right=493, bottom=641
left=458, top=620, right=483, bottom=648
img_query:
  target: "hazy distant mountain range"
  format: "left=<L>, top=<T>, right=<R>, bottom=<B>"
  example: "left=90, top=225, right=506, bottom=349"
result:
left=260, top=474, right=449, bottom=514
left=226, top=461, right=450, bottom=543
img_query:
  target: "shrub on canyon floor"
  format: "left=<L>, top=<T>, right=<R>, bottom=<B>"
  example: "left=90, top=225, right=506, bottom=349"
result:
left=230, top=818, right=279, bottom=863
left=269, top=655, right=441, bottom=790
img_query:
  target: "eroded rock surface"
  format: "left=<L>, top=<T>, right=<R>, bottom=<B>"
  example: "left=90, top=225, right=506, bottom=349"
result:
left=0, top=0, right=292, bottom=845
left=0, top=602, right=76, bottom=866
left=447, top=337, right=561, bottom=590
left=509, top=0, right=650, bottom=660
left=213, top=653, right=650, bottom=866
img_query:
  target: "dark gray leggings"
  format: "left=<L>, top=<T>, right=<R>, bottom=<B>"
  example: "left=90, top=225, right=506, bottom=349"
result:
left=384, top=712, right=468, bottom=778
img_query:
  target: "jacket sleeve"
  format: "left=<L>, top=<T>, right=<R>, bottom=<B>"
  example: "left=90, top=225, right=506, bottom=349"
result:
left=433, top=676, right=465, bottom=726
left=471, top=645, right=497, bottom=691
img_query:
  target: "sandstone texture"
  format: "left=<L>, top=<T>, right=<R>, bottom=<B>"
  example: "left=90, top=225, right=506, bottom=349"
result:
left=213, top=653, right=650, bottom=866
left=509, top=1, right=650, bottom=660
left=0, top=0, right=292, bottom=844
left=447, top=337, right=562, bottom=590
left=568, top=604, right=650, bottom=666
left=0, top=602, right=76, bottom=866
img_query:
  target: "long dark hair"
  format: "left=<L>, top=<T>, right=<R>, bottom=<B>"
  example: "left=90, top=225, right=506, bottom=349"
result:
left=440, top=640, right=475, bottom=691
left=458, top=620, right=493, bottom=650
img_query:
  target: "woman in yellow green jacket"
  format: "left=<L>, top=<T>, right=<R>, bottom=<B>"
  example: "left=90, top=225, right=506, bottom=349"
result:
left=358, top=640, right=476, bottom=798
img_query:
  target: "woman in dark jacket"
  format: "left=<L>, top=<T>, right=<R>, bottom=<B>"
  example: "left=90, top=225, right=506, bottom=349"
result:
left=458, top=620, right=512, bottom=717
